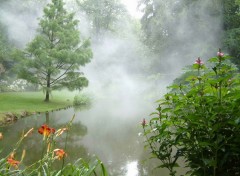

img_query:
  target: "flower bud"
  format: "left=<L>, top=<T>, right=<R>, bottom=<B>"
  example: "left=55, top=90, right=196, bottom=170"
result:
left=195, top=57, right=204, bottom=65
left=141, top=118, right=147, bottom=127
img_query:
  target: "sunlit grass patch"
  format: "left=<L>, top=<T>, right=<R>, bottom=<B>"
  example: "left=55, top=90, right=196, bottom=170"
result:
left=0, top=91, right=76, bottom=115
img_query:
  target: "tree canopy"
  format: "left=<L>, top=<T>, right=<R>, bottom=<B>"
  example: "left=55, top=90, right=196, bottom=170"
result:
left=17, top=0, right=92, bottom=101
left=77, top=0, right=126, bottom=40
left=139, top=0, right=240, bottom=68
left=140, top=0, right=222, bottom=53
left=222, top=0, right=240, bottom=67
left=0, top=22, right=13, bottom=79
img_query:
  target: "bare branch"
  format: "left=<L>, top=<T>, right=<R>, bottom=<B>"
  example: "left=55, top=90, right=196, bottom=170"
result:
left=50, top=63, right=74, bottom=85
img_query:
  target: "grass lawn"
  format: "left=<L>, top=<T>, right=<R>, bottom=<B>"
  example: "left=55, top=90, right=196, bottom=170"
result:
left=0, top=90, right=76, bottom=121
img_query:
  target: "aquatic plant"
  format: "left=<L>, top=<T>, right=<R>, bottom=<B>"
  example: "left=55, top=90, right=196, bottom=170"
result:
left=142, top=49, right=240, bottom=176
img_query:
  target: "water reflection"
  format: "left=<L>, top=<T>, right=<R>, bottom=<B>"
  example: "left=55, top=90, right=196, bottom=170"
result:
left=0, top=103, right=186, bottom=175
left=124, top=161, right=138, bottom=176
left=0, top=112, right=89, bottom=169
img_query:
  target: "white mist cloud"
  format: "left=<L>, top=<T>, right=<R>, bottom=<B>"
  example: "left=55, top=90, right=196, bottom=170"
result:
left=0, top=0, right=224, bottom=100
left=121, top=0, right=143, bottom=19
left=0, top=0, right=46, bottom=47
left=147, top=0, right=223, bottom=78
left=0, top=0, right=90, bottom=48
left=0, top=1, right=224, bottom=174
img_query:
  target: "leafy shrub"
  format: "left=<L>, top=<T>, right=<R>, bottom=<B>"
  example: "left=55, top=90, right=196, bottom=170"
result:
left=73, top=93, right=92, bottom=107
left=0, top=80, right=11, bottom=92
left=142, top=50, right=240, bottom=176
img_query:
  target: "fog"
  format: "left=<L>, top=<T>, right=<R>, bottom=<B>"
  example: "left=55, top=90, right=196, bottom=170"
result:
left=0, top=0, right=46, bottom=47
left=0, top=0, right=223, bottom=95
left=0, top=0, right=223, bottom=175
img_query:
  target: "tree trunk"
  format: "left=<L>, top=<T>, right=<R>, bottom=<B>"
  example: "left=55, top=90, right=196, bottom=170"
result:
left=45, top=74, right=50, bottom=102
left=45, top=90, right=50, bottom=102
left=45, top=112, right=49, bottom=124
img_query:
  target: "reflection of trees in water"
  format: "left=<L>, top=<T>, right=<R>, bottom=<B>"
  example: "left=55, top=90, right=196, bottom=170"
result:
left=0, top=112, right=89, bottom=169
left=0, top=123, right=28, bottom=158
left=73, top=104, right=91, bottom=112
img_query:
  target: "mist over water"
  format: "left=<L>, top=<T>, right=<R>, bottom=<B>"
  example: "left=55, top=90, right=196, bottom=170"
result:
left=0, top=0, right=224, bottom=175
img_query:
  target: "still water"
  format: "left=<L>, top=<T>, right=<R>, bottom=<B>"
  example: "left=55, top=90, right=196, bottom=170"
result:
left=0, top=96, right=185, bottom=175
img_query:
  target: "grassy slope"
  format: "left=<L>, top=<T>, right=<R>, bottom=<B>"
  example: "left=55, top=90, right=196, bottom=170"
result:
left=0, top=91, right=76, bottom=120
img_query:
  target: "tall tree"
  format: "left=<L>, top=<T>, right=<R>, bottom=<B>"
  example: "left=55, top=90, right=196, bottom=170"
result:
left=17, top=0, right=92, bottom=102
left=139, top=0, right=223, bottom=73
left=77, top=0, right=126, bottom=40
left=0, top=23, right=13, bottom=79
left=222, top=0, right=240, bottom=66
left=140, top=0, right=222, bottom=53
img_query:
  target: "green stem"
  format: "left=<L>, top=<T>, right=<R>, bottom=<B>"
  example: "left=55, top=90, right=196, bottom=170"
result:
left=218, top=59, right=222, bottom=104
left=60, top=131, right=68, bottom=174
left=39, top=139, right=46, bottom=174
left=201, top=151, right=206, bottom=176
left=60, top=115, right=75, bottom=174
left=219, top=81, right=222, bottom=104
left=213, top=149, right=218, bottom=176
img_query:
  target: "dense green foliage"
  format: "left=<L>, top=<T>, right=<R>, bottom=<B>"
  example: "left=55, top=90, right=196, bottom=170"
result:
left=16, top=0, right=92, bottom=102
left=223, top=0, right=240, bottom=67
left=142, top=51, right=240, bottom=175
left=73, top=92, right=91, bottom=106
left=0, top=23, right=13, bottom=80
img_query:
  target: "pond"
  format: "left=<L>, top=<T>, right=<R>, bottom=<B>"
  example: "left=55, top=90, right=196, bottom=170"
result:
left=0, top=94, right=186, bottom=176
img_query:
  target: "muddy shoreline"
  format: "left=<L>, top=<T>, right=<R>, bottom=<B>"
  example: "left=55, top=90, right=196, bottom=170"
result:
left=0, top=106, right=73, bottom=126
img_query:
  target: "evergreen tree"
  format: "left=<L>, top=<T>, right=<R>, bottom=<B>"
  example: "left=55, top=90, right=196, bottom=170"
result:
left=17, top=0, right=92, bottom=102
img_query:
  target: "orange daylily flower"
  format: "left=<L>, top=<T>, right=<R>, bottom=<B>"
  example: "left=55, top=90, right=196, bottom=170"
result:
left=54, top=149, right=67, bottom=160
left=7, top=153, right=20, bottom=169
left=38, top=124, right=55, bottom=137
left=7, top=158, right=20, bottom=169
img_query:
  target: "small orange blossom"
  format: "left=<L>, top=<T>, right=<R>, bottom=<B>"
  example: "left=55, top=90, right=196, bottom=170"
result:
left=38, top=124, right=55, bottom=137
left=54, top=149, right=67, bottom=160
left=7, top=153, right=20, bottom=169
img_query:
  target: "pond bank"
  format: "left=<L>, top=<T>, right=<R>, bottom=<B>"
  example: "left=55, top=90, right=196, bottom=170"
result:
left=0, top=91, right=76, bottom=125
left=0, top=106, right=73, bottom=126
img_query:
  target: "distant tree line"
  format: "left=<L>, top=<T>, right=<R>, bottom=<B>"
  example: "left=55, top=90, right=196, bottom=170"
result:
left=139, top=0, right=240, bottom=69
left=0, top=0, right=239, bottom=97
left=223, top=0, right=240, bottom=66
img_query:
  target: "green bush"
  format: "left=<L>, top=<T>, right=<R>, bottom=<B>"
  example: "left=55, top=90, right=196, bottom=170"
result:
left=0, top=80, right=11, bottom=92
left=142, top=50, right=240, bottom=176
left=73, top=93, right=92, bottom=107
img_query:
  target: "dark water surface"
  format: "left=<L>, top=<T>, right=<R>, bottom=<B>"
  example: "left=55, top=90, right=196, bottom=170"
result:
left=0, top=96, right=186, bottom=175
